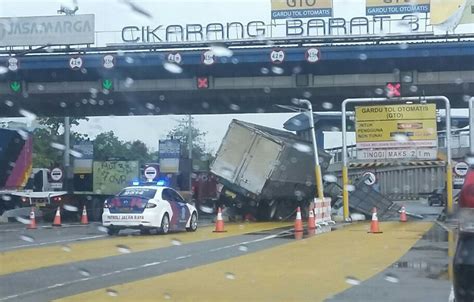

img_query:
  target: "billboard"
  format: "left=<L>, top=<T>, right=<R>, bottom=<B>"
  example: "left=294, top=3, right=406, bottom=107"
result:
left=159, top=139, right=181, bottom=173
left=355, top=104, right=437, bottom=160
left=366, top=0, right=430, bottom=15
left=271, top=0, right=333, bottom=19
left=0, top=14, right=95, bottom=47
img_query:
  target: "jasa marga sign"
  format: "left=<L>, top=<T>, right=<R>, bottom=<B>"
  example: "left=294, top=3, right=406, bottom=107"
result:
left=0, top=14, right=95, bottom=47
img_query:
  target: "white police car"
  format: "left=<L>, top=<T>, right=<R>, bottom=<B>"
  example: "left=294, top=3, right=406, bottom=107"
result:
left=102, top=184, right=198, bottom=235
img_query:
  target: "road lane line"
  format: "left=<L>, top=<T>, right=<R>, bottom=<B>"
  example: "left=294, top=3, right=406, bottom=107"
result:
left=1, top=226, right=293, bottom=301
left=57, top=222, right=433, bottom=302
left=3, top=235, right=107, bottom=251
left=0, top=222, right=291, bottom=276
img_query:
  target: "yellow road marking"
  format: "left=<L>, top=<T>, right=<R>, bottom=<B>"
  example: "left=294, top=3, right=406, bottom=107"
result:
left=0, top=222, right=290, bottom=276
left=58, top=221, right=432, bottom=302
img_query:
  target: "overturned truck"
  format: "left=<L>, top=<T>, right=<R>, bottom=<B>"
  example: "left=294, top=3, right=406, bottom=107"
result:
left=210, top=120, right=331, bottom=220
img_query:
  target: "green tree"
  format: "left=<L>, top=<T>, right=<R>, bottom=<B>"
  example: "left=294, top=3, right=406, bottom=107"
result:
left=32, top=117, right=88, bottom=167
left=93, top=131, right=154, bottom=163
left=166, top=117, right=213, bottom=170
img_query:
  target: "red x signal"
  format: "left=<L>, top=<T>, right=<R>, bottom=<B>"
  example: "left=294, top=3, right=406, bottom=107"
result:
left=197, top=77, right=209, bottom=89
left=386, top=82, right=401, bottom=97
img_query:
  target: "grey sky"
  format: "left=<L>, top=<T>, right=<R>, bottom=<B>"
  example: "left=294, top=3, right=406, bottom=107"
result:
left=0, top=0, right=470, bottom=152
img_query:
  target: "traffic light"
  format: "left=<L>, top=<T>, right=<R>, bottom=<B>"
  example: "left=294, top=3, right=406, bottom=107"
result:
left=9, top=81, right=22, bottom=93
left=386, top=82, right=401, bottom=97
left=197, top=77, right=209, bottom=89
left=101, top=79, right=113, bottom=91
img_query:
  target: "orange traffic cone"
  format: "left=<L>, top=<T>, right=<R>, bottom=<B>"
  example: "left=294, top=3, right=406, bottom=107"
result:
left=213, top=207, right=227, bottom=233
left=27, top=207, right=37, bottom=230
left=294, top=230, right=304, bottom=240
left=368, top=207, right=382, bottom=234
left=52, top=206, right=62, bottom=227
left=400, top=206, right=407, bottom=222
left=307, top=205, right=316, bottom=230
left=81, top=206, right=89, bottom=225
left=294, top=207, right=304, bottom=233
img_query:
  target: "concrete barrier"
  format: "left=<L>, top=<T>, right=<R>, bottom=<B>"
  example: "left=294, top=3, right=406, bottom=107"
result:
left=0, top=207, right=43, bottom=223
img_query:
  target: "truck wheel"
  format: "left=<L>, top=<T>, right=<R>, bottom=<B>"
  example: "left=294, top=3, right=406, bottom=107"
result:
left=159, top=213, right=170, bottom=234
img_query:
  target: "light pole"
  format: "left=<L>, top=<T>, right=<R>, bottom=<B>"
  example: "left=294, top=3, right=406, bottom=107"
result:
left=298, top=99, right=324, bottom=199
left=188, top=115, right=193, bottom=192
left=469, top=97, right=474, bottom=155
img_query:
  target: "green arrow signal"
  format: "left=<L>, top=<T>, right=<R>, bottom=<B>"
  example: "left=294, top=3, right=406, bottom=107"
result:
left=10, top=81, right=21, bottom=93
left=102, top=79, right=113, bottom=90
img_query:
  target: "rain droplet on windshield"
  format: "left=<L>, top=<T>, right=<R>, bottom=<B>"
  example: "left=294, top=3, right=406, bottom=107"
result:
left=97, top=226, right=108, bottom=233
left=271, top=66, right=284, bottom=75
left=106, top=288, right=119, bottom=297
left=124, top=77, right=135, bottom=88
left=210, top=45, right=233, bottom=57
left=171, top=238, right=182, bottom=246
left=0, top=66, right=9, bottom=74
left=18, top=109, right=37, bottom=122
left=199, top=205, right=214, bottom=214
left=322, top=102, right=333, bottom=110
left=78, top=268, right=91, bottom=277
left=116, top=245, right=131, bottom=254
left=359, top=53, right=368, bottom=60
left=345, top=276, right=361, bottom=285
left=69, top=149, right=83, bottom=158
left=384, top=273, right=400, bottom=283
left=146, top=103, right=155, bottom=110
left=50, top=142, right=66, bottom=150
left=238, top=245, right=248, bottom=252
left=5, top=100, right=14, bottom=107
left=292, top=143, right=312, bottom=153
left=163, top=293, right=172, bottom=300
left=393, top=134, right=408, bottom=142
left=260, top=67, right=269, bottom=75
left=323, top=175, right=337, bottom=183
left=61, top=244, right=72, bottom=252
left=345, top=184, right=356, bottom=192
left=1, top=195, right=12, bottom=201
left=20, top=234, right=35, bottom=242
left=375, top=88, right=384, bottom=95
left=229, top=104, right=240, bottom=111
left=15, top=216, right=31, bottom=225
left=225, top=272, right=236, bottom=280
left=63, top=204, right=78, bottom=212
left=163, top=62, right=183, bottom=74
